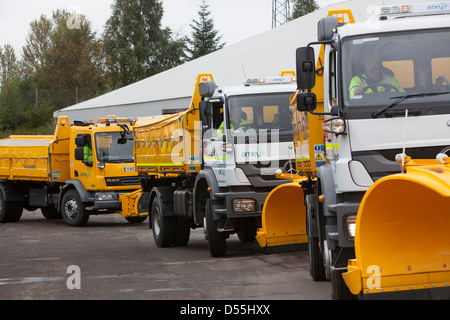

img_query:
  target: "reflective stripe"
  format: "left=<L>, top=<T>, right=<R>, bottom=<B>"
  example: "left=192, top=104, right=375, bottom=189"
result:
left=83, top=146, right=93, bottom=161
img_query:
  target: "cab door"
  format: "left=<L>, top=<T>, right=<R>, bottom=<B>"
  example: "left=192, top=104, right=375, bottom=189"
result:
left=200, top=99, right=227, bottom=186
left=73, top=133, right=97, bottom=190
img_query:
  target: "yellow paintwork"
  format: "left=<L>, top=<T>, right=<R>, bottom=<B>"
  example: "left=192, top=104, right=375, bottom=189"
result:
left=119, top=189, right=148, bottom=217
left=0, top=115, right=142, bottom=218
left=134, top=73, right=213, bottom=176
left=343, top=159, right=450, bottom=297
left=68, top=120, right=138, bottom=192
left=256, top=176, right=309, bottom=249
left=0, top=116, right=71, bottom=182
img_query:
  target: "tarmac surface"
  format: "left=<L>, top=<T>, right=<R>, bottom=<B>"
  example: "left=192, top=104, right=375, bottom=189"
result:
left=0, top=210, right=331, bottom=301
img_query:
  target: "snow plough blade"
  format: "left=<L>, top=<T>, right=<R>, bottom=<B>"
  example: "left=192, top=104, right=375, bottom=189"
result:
left=256, top=175, right=308, bottom=253
left=343, top=159, right=450, bottom=299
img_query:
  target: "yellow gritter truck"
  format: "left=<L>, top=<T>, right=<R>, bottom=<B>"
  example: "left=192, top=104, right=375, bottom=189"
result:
left=0, top=115, right=147, bottom=226
left=258, top=3, right=450, bottom=299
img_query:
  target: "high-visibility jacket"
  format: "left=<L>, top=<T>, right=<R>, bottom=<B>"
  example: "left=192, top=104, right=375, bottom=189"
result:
left=349, top=73, right=404, bottom=99
left=83, top=145, right=93, bottom=161
left=216, top=119, right=249, bottom=138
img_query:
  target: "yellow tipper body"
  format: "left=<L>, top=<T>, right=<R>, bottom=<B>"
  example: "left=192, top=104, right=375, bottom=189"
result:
left=0, top=116, right=71, bottom=182
left=134, top=73, right=213, bottom=176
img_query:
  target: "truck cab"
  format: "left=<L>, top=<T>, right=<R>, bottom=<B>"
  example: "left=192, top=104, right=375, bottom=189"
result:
left=197, top=74, right=296, bottom=255
left=60, top=116, right=144, bottom=226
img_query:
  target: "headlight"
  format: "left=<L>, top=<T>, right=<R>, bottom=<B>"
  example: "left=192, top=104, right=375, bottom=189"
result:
left=95, top=193, right=114, bottom=201
left=233, top=199, right=256, bottom=212
left=344, top=214, right=357, bottom=240
left=322, top=117, right=346, bottom=135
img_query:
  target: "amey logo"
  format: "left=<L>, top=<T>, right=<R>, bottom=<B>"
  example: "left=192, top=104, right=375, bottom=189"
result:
left=242, top=150, right=265, bottom=158
left=427, top=3, right=448, bottom=10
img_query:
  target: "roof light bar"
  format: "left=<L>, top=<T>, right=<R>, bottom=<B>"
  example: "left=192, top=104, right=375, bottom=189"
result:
left=380, top=1, right=450, bottom=17
left=244, top=76, right=296, bottom=86
left=97, top=116, right=136, bottom=124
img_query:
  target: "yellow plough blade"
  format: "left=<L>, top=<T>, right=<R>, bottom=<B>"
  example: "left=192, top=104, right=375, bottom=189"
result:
left=256, top=176, right=308, bottom=252
left=343, top=160, right=450, bottom=299
left=120, top=189, right=148, bottom=218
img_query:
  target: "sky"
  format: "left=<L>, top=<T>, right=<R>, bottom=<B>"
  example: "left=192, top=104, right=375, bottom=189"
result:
left=0, top=0, right=342, bottom=55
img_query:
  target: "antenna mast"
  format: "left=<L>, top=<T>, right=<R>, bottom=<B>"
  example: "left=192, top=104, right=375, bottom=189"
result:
left=272, top=0, right=291, bottom=28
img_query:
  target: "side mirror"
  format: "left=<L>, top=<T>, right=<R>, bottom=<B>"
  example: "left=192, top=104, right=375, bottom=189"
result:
left=297, top=92, right=317, bottom=112
left=199, top=81, right=216, bottom=97
left=75, top=135, right=86, bottom=147
left=296, top=47, right=316, bottom=90
left=199, top=100, right=211, bottom=132
left=74, top=147, right=84, bottom=161
left=318, top=16, right=338, bottom=41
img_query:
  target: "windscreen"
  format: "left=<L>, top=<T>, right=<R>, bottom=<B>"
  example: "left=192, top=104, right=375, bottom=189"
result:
left=95, top=131, right=134, bottom=163
left=342, top=28, right=450, bottom=116
left=226, top=92, right=293, bottom=142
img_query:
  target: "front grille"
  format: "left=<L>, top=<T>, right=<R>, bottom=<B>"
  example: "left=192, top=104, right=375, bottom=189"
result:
left=105, top=177, right=141, bottom=186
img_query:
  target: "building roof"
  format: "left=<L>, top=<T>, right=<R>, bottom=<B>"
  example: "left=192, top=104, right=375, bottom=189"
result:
left=54, top=0, right=431, bottom=121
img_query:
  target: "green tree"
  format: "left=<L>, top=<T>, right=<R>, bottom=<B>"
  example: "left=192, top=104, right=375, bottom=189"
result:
left=20, top=10, right=108, bottom=109
left=103, top=0, right=187, bottom=88
left=43, top=10, right=107, bottom=103
left=291, top=0, right=319, bottom=19
left=0, top=44, right=20, bottom=88
left=0, top=46, right=24, bottom=131
left=22, top=15, right=53, bottom=74
left=188, top=0, right=225, bottom=60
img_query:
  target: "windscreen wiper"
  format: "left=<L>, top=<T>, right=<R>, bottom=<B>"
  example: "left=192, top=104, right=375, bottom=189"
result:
left=371, top=91, right=450, bottom=118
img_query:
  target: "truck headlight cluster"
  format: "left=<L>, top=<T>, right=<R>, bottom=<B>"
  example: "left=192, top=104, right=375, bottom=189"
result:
left=344, top=214, right=357, bottom=240
left=233, top=199, right=256, bottom=212
left=95, top=193, right=115, bottom=201
left=322, top=117, right=346, bottom=135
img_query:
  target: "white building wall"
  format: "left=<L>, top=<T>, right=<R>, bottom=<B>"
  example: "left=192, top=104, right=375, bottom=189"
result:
left=54, top=0, right=433, bottom=122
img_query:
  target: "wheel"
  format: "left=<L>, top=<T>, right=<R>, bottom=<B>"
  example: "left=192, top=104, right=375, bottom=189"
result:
left=331, top=269, right=357, bottom=300
left=0, top=190, right=22, bottom=223
left=173, top=217, right=191, bottom=247
left=61, top=189, right=89, bottom=227
left=237, top=228, right=256, bottom=242
left=151, top=196, right=176, bottom=247
left=308, top=237, right=326, bottom=281
left=205, top=198, right=226, bottom=257
left=306, top=194, right=326, bottom=281
left=41, top=206, right=62, bottom=220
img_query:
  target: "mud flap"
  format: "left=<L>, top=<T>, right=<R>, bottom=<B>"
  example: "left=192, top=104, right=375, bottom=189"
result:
left=256, top=181, right=308, bottom=253
left=343, top=163, right=450, bottom=299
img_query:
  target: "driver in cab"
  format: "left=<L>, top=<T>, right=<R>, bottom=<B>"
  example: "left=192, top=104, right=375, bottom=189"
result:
left=349, top=52, right=404, bottom=99
left=217, top=104, right=249, bottom=138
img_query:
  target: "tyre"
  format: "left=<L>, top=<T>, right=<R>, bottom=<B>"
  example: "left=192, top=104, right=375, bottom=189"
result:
left=205, top=198, right=226, bottom=257
left=331, top=268, right=357, bottom=300
left=0, top=190, right=22, bottom=223
left=151, top=197, right=176, bottom=247
left=306, top=194, right=326, bottom=281
left=173, top=217, right=191, bottom=247
left=61, top=189, right=89, bottom=227
left=125, top=215, right=148, bottom=223
left=41, top=206, right=62, bottom=220
left=237, top=228, right=256, bottom=242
